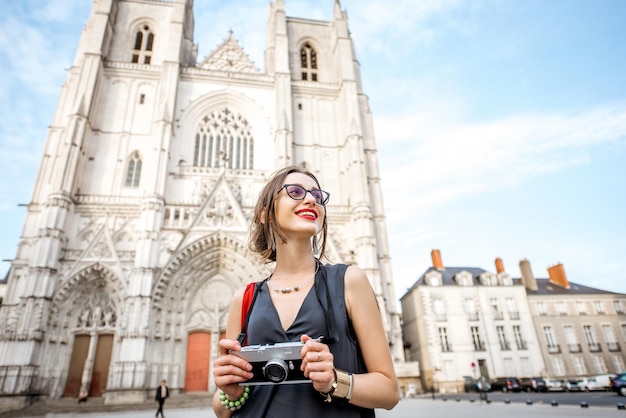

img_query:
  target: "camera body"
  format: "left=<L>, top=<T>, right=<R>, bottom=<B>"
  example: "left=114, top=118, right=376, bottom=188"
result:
left=231, top=342, right=309, bottom=385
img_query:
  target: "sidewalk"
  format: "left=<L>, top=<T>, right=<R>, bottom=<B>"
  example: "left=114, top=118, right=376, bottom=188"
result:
left=35, top=397, right=625, bottom=418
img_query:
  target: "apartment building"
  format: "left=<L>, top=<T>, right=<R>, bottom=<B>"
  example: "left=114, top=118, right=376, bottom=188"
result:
left=521, top=260, right=626, bottom=378
left=401, top=250, right=545, bottom=393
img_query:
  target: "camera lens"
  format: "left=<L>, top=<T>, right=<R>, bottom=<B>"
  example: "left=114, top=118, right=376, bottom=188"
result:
left=264, top=358, right=288, bottom=383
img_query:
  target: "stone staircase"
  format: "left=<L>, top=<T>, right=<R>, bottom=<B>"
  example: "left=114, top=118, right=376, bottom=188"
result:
left=0, top=392, right=212, bottom=417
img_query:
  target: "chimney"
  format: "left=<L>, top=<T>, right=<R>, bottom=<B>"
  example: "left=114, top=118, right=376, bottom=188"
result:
left=519, top=258, right=538, bottom=291
left=431, top=249, right=444, bottom=270
left=495, top=257, right=505, bottom=273
left=547, top=262, right=570, bottom=289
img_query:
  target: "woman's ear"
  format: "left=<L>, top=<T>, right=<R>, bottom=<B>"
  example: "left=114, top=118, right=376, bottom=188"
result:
left=259, top=207, right=267, bottom=224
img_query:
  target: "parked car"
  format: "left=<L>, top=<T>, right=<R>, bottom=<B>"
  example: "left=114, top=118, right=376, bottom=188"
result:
left=520, top=377, right=547, bottom=392
left=546, top=379, right=565, bottom=391
left=564, top=379, right=582, bottom=392
left=491, top=377, right=521, bottom=392
left=579, top=374, right=616, bottom=391
left=611, top=372, right=626, bottom=396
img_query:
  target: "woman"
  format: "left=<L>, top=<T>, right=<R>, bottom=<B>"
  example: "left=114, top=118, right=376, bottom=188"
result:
left=212, top=166, right=399, bottom=417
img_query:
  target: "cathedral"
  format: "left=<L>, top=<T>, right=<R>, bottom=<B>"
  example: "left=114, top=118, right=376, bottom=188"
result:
left=0, top=0, right=405, bottom=408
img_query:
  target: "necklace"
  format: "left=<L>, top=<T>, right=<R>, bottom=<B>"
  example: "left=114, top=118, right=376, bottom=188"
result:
left=270, top=262, right=319, bottom=294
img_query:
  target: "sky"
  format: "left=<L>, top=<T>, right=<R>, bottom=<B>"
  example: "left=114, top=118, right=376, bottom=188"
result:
left=1, top=0, right=625, bottom=301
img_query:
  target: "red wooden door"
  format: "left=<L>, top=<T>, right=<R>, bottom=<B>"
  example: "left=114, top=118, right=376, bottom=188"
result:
left=185, top=332, right=211, bottom=391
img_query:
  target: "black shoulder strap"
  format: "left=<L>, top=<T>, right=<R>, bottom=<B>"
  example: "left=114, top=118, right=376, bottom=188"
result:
left=237, top=278, right=267, bottom=346
left=315, top=261, right=337, bottom=344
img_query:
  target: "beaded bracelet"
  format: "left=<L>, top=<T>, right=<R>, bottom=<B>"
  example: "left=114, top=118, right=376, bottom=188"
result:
left=220, top=386, right=250, bottom=411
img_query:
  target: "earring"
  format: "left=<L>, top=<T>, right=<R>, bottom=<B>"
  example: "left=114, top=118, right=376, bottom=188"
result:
left=268, top=227, right=276, bottom=251
left=312, top=235, right=319, bottom=254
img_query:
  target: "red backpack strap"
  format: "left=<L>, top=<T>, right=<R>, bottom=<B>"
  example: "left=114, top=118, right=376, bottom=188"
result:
left=241, top=282, right=256, bottom=328
left=238, top=280, right=268, bottom=346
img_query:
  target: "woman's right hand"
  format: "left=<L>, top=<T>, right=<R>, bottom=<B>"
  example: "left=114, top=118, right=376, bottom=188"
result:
left=213, top=338, right=254, bottom=399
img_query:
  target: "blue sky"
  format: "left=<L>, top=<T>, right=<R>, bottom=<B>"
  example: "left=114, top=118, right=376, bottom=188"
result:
left=1, top=0, right=625, bottom=299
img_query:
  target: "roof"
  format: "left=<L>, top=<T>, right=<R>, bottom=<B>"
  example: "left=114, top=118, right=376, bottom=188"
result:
left=527, top=278, right=624, bottom=296
left=401, top=266, right=521, bottom=299
left=401, top=266, right=625, bottom=300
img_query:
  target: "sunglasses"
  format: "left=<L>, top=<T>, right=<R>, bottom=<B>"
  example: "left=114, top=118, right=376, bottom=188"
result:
left=281, top=184, right=330, bottom=205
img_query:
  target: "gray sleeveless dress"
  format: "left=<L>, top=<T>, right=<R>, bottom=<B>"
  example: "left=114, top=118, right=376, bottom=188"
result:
left=234, top=264, right=374, bottom=417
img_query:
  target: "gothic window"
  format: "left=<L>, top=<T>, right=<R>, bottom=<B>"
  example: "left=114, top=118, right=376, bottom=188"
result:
left=194, top=108, right=254, bottom=169
left=131, top=24, right=155, bottom=64
left=300, top=43, right=318, bottom=81
left=125, top=152, right=142, bottom=187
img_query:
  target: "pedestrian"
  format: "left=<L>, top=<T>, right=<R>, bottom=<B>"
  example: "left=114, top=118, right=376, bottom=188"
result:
left=212, top=165, right=399, bottom=417
left=155, top=379, right=169, bottom=418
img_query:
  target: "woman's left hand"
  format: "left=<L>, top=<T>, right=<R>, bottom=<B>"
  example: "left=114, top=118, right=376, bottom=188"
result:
left=300, top=334, right=335, bottom=393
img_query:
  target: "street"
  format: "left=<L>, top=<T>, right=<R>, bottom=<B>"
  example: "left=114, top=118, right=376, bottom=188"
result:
left=31, top=394, right=626, bottom=418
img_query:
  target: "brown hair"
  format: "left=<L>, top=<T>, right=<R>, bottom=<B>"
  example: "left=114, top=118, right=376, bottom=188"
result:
left=249, top=165, right=328, bottom=262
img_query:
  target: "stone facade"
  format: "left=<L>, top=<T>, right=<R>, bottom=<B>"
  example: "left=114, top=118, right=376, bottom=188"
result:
left=522, top=260, right=626, bottom=379
left=0, top=0, right=404, bottom=409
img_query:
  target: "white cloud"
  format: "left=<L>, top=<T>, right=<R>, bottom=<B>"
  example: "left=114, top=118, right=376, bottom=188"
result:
left=378, top=101, right=626, bottom=221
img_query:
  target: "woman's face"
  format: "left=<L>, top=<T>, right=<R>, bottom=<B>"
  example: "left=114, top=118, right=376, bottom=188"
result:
left=273, top=172, right=325, bottom=240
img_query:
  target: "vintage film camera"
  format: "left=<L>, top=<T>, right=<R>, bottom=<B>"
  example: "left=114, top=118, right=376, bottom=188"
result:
left=231, top=342, right=310, bottom=385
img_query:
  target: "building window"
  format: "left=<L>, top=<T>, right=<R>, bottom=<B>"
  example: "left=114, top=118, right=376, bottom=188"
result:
left=602, top=324, right=620, bottom=351
left=576, top=301, right=587, bottom=315
left=551, top=357, right=565, bottom=376
left=433, top=299, right=446, bottom=321
left=194, top=107, right=254, bottom=169
left=572, top=356, right=587, bottom=375
left=613, top=355, right=625, bottom=373
left=583, top=325, right=600, bottom=351
left=471, top=326, right=485, bottom=351
left=465, top=298, right=478, bottom=321
left=564, top=325, right=580, bottom=352
left=594, top=301, right=605, bottom=314
left=520, top=357, right=531, bottom=377
left=300, top=43, right=318, bottom=81
left=556, top=301, right=568, bottom=315
left=503, top=357, right=515, bottom=376
left=614, top=300, right=625, bottom=314
left=506, top=298, right=519, bottom=319
left=438, top=327, right=451, bottom=352
left=536, top=302, right=547, bottom=316
left=497, top=326, right=510, bottom=351
left=125, top=152, right=142, bottom=187
left=131, top=24, right=155, bottom=64
left=455, top=271, right=473, bottom=286
left=490, top=298, right=503, bottom=320
left=425, top=272, right=442, bottom=286
left=513, top=325, right=527, bottom=350
left=592, top=355, right=607, bottom=374
left=543, top=326, right=559, bottom=353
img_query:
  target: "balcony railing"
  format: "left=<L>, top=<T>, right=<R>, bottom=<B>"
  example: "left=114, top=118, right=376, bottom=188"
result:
left=434, top=314, right=447, bottom=322
left=607, top=342, right=621, bottom=352
left=499, top=342, right=511, bottom=351
left=474, top=341, right=486, bottom=351
left=509, top=311, right=520, bottom=320
left=467, top=312, right=479, bottom=321
left=516, top=341, right=528, bottom=350
left=547, top=344, right=561, bottom=354
left=568, top=343, right=582, bottom=353
left=441, top=344, right=452, bottom=352
left=588, top=343, right=602, bottom=352
left=493, top=312, right=504, bottom=320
